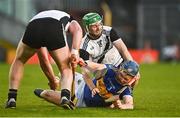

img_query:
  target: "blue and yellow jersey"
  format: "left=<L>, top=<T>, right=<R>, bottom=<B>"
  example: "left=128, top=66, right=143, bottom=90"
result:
left=83, top=64, right=133, bottom=107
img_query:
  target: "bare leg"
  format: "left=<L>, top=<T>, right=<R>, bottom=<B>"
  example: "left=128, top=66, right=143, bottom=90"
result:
left=6, top=40, right=36, bottom=108
left=41, top=90, right=61, bottom=106
left=49, top=46, right=73, bottom=92
left=49, top=46, right=75, bottom=109
left=9, top=41, right=36, bottom=89
left=34, top=89, right=76, bottom=108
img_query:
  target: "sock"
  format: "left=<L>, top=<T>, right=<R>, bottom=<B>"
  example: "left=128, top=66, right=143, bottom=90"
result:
left=8, top=89, right=17, bottom=101
left=61, top=89, right=70, bottom=100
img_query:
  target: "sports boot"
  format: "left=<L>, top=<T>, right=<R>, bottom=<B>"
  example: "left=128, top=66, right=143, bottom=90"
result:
left=5, top=98, right=16, bottom=108
left=60, top=97, right=75, bottom=110
left=34, top=88, right=44, bottom=98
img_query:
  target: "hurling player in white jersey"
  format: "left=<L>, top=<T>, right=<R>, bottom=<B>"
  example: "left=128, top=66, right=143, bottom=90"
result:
left=80, top=12, right=133, bottom=67
left=5, top=10, right=83, bottom=110
left=80, top=13, right=140, bottom=87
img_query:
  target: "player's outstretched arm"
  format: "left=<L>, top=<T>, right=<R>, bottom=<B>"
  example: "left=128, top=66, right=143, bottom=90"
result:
left=110, top=95, right=134, bottom=109
left=81, top=67, right=97, bottom=91
left=113, top=39, right=133, bottom=61
left=78, top=58, right=106, bottom=72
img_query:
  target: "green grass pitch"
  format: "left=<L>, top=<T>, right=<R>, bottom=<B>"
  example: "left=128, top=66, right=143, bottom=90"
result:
left=0, top=62, right=180, bottom=117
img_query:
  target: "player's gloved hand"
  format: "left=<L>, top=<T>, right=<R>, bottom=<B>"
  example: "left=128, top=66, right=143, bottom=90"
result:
left=109, top=100, right=122, bottom=109
left=70, top=49, right=79, bottom=68
left=91, top=87, right=100, bottom=97
left=71, top=54, right=78, bottom=69
left=48, top=76, right=60, bottom=90
left=115, top=100, right=122, bottom=109
left=78, top=58, right=87, bottom=67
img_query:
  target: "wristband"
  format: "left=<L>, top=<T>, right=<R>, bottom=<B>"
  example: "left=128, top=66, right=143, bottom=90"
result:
left=71, top=48, right=79, bottom=55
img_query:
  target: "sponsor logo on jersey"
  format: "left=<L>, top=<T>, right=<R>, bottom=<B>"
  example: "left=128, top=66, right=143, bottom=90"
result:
left=90, top=46, right=94, bottom=50
left=97, top=40, right=103, bottom=47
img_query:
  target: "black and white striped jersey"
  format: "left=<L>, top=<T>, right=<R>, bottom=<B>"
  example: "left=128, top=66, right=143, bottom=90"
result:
left=30, top=10, right=73, bottom=31
left=80, top=26, right=123, bottom=67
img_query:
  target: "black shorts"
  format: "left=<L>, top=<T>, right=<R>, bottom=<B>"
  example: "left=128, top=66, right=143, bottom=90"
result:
left=22, top=18, right=66, bottom=51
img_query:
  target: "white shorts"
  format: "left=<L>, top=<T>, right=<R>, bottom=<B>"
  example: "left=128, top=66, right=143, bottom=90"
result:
left=74, top=72, right=87, bottom=107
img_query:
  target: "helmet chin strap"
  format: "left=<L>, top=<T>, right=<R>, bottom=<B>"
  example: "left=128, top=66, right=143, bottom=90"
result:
left=127, top=78, right=136, bottom=86
left=85, top=26, right=89, bottom=33
left=85, top=26, right=93, bottom=38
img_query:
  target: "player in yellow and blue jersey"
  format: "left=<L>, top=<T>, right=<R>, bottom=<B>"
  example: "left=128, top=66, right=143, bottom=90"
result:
left=34, top=60, right=140, bottom=109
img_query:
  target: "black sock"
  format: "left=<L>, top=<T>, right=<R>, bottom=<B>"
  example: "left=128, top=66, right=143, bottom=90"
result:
left=61, top=89, right=70, bottom=100
left=8, top=89, right=17, bottom=101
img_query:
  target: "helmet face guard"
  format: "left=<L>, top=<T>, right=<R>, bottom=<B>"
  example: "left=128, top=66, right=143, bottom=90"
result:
left=82, top=13, right=103, bottom=34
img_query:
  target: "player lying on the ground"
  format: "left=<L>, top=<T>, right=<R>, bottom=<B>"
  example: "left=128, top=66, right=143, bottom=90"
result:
left=34, top=60, right=139, bottom=109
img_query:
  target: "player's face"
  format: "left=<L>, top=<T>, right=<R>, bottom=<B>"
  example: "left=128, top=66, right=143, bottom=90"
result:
left=88, top=22, right=103, bottom=39
left=116, top=70, right=134, bottom=85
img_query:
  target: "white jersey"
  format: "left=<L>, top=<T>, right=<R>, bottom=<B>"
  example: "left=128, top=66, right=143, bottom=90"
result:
left=80, top=26, right=123, bottom=67
left=74, top=72, right=86, bottom=107
left=30, top=10, right=71, bottom=31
